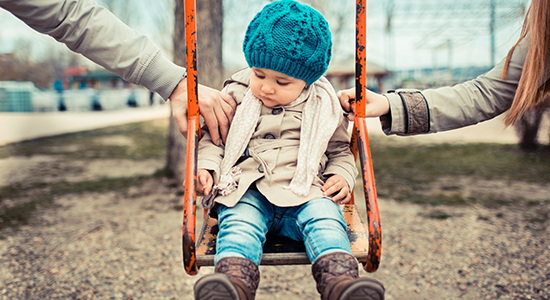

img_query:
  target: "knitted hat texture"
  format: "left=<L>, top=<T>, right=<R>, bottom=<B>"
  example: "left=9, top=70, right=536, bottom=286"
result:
left=243, top=0, right=332, bottom=85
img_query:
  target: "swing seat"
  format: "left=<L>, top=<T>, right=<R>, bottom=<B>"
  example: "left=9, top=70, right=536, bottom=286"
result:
left=195, top=203, right=370, bottom=267
left=184, top=115, right=381, bottom=275
left=181, top=0, right=380, bottom=276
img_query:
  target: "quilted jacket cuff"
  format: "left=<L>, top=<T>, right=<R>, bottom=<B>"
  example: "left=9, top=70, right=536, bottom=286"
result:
left=398, top=90, right=430, bottom=134
left=383, top=90, right=430, bottom=135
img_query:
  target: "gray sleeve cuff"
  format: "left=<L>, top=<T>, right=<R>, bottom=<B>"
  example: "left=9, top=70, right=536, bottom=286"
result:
left=382, top=90, right=430, bottom=135
left=381, top=93, right=406, bottom=135
left=138, top=51, right=187, bottom=100
left=397, top=91, right=430, bottom=134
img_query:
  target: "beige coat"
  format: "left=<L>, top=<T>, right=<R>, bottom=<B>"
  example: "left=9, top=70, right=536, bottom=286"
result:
left=198, top=69, right=357, bottom=208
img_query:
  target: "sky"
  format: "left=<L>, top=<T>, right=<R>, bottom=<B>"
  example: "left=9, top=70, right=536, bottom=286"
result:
left=0, top=9, right=57, bottom=52
left=0, top=0, right=527, bottom=73
left=223, top=0, right=528, bottom=71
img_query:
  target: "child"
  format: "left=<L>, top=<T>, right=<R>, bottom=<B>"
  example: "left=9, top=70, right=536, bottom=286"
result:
left=193, top=1, right=385, bottom=299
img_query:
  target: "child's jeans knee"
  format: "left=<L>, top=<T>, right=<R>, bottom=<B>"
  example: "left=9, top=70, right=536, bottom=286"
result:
left=291, top=198, right=352, bottom=262
left=215, top=189, right=351, bottom=265
left=215, top=189, right=270, bottom=265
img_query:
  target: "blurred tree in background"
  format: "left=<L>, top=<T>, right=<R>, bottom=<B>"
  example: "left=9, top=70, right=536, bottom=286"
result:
left=514, top=99, right=550, bottom=152
left=0, top=39, right=82, bottom=88
left=166, top=0, right=224, bottom=182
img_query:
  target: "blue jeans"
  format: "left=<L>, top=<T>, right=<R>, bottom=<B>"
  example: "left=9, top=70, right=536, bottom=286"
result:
left=215, top=188, right=352, bottom=265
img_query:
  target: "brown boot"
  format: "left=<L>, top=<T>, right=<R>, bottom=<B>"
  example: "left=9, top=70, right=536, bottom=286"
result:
left=194, top=257, right=260, bottom=300
left=312, top=252, right=385, bottom=300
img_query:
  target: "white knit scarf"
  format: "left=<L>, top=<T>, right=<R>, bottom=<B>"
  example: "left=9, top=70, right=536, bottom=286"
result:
left=202, top=76, right=342, bottom=209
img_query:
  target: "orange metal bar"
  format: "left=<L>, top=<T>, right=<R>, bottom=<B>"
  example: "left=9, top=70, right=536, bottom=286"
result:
left=183, top=118, right=200, bottom=276
left=182, top=0, right=199, bottom=276
left=354, top=118, right=381, bottom=272
left=185, top=2, right=199, bottom=119
left=356, top=0, right=381, bottom=273
left=355, top=0, right=367, bottom=119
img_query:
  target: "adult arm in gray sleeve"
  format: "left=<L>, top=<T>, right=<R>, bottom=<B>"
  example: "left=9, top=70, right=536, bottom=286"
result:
left=0, top=0, right=185, bottom=100
left=382, top=38, right=536, bottom=136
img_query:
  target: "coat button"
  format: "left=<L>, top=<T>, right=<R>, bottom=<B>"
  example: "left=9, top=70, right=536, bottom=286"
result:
left=264, top=133, right=276, bottom=139
left=272, top=107, right=283, bottom=115
left=258, top=164, right=264, bottom=173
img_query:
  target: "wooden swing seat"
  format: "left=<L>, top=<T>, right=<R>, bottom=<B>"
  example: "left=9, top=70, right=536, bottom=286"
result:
left=195, top=204, right=370, bottom=267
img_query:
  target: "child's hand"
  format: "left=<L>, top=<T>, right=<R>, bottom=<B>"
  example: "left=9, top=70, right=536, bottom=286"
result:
left=197, top=169, right=214, bottom=196
left=321, top=174, right=351, bottom=204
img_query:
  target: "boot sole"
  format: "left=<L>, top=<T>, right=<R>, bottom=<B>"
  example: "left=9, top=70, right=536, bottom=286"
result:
left=194, top=273, right=240, bottom=300
left=339, top=278, right=385, bottom=300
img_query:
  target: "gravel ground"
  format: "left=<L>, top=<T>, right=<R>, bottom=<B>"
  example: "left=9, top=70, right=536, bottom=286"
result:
left=1, top=156, right=549, bottom=300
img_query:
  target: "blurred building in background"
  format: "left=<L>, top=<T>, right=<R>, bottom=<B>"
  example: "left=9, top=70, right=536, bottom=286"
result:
left=326, top=60, right=392, bottom=93
left=0, top=66, right=162, bottom=113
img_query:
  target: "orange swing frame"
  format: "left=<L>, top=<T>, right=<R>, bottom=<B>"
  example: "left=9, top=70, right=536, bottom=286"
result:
left=181, top=0, right=381, bottom=277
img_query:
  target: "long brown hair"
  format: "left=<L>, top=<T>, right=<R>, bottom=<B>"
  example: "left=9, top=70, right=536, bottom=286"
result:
left=502, top=0, right=550, bottom=126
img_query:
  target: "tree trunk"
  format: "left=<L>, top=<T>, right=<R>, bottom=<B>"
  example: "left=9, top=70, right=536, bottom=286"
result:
left=514, top=104, right=546, bottom=152
left=166, top=0, right=224, bottom=183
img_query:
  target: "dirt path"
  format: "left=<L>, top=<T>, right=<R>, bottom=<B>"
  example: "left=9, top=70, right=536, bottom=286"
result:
left=1, top=152, right=549, bottom=300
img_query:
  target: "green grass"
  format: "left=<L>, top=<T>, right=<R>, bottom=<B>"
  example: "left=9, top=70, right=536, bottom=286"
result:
left=368, top=137, right=550, bottom=207
left=371, top=140, right=550, bottom=184
left=0, top=120, right=171, bottom=233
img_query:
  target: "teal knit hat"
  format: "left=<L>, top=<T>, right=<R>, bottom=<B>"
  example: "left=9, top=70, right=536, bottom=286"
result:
left=243, top=0, right=332, bottom=86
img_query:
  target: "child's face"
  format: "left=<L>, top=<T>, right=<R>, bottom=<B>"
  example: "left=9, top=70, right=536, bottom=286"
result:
left=249, top=67, right=307, bottom=107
